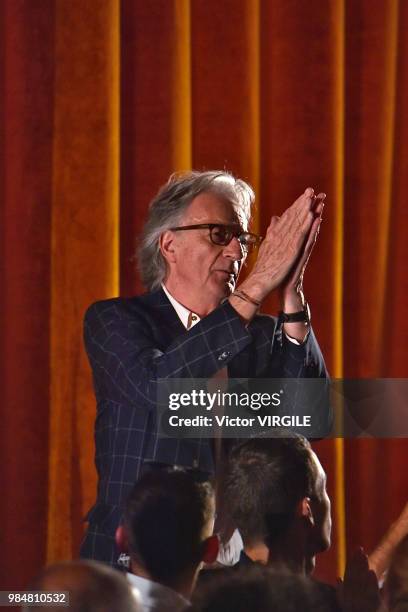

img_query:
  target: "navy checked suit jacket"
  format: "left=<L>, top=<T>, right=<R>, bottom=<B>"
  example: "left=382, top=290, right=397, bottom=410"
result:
left=80, top=288, right=328, bottom=564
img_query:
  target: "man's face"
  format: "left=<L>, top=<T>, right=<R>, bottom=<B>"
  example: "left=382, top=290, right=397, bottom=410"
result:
left=165, top=191, right=247, bottom=311
left=308, top=450, right=332, bottom=555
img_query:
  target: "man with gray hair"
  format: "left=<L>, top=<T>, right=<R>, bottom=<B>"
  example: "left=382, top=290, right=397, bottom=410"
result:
left=80, top=170, right=328, bottom=567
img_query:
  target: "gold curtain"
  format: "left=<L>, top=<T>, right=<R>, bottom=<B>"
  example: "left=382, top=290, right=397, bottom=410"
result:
left=47, top=0, right=120, bottom=562
left=1, top=0, right=408, bottom=589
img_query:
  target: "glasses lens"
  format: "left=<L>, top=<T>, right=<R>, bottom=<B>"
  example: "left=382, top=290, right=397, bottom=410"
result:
left=210, top=225, right=232, bottom=245
left=208, top=226, right=260, bottom=252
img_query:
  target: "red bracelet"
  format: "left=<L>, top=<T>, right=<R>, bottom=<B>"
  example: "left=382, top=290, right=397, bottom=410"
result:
left=233, top=289, right=261, bottom=308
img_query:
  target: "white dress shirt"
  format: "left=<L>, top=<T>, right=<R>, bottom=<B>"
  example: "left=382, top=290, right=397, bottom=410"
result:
left=162, top=283, right=201, bottom=329
left=161, top=283, right=304, bottom=343
left=162, top=284, right=244, bottom=566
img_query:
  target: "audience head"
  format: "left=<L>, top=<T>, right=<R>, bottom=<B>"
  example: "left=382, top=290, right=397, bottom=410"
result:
left=224, top=435, right=331, bottom=572
left=25, top=560, right=140, bottom=612
left=192, top=565, right=335, bottom=612
left=116, top=467, right=218, bottom=594
left=385, top=534, right=408, bottom=611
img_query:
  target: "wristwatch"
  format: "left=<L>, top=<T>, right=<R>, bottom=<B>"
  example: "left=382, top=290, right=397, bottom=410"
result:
left=278, top=301, right=311, bottom=325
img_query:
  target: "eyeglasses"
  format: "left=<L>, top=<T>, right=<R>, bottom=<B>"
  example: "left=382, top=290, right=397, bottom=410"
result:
left=169, top=223, right=263, bottom=253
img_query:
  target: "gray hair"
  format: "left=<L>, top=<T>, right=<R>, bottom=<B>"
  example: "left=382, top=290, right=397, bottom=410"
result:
left=137, top=170, right=255, bottom=290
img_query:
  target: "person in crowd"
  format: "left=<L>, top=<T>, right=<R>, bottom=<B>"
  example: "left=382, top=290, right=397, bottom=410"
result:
left=224, top=436, right=408, bottom=612
left=24, top=560, right=140, bottom=612
left=220, top=434, right=341, bottom=610
left=224, top=435, right=331, bottom=575
left=384, top=534, right=408, bottom=611
left=370, top=503, right=408, bottom=586
left=191, top=565, right=336, bottom=612
left=115, top=467, right=218, bottom=611
left=80, top=170, right=328, bottom=565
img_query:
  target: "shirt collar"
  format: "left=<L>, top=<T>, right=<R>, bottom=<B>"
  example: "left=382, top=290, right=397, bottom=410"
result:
left=161, top=284, right=201, bottom=330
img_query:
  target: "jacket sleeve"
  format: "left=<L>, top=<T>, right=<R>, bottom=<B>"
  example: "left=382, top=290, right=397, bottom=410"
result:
left=84, top=298, right=252, bottom=407
left=244, top=315, right=331, bottom=437
left=241, top=314, right=328, bottom=379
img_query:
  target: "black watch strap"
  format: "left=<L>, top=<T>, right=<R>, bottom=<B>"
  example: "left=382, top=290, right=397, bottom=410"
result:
left=279, top=302, right=310, bottom=324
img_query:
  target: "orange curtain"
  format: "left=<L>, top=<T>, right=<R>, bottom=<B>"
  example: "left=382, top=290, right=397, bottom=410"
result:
left=0, top=0, right=55, bottom=587
left=47, top=0, right=120, bottom=563
left=1, top=0, right=408, bottom=590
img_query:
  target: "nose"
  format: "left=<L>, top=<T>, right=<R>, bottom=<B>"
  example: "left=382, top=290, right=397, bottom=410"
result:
left=222, top=236, right=245, bottom=261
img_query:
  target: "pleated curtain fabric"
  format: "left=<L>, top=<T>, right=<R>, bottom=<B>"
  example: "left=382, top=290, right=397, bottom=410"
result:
left=47, top=0, right=120, bottom=563
left=1, top=0, right=408, bottom=590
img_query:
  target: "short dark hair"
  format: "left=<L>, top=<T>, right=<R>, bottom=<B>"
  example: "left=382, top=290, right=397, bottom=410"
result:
left=224, top=436, right=315, bottom=546
left=124, top=468, right=214, bottom=586
left=191, top=565, right=334, bottom=612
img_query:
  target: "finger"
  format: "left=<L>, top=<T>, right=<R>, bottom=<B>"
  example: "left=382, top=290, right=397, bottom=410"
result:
left=282, top=194, right=315, bottom=234
left=287, top=217, right=321, bottom=283
left=302, top=216, right=322, bottom=259
left=301, top=213, right=321, bottom=249
left=313, top=193, right=326, bottom=215
left=265, top=215, right=280, bottom=233
left=296, top=190, right=316, bottom=226
left=296, top=188, right=315, bottom=213
left=268, top=190, right=315, bottom=256
left=296, top=217, right=322, bottom=273
left=314, top=201, right=325, bottom=216
left=277, top=189, right=315, bottom=237
left=292, top=187, right=315, bottom=208
left=285, top=188, right=315, bottom=218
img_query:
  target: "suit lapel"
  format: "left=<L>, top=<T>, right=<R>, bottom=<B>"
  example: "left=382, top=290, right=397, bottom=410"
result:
left=142, top=290, right=253, bottom=376
left=141, top=289, right=186, bottom=344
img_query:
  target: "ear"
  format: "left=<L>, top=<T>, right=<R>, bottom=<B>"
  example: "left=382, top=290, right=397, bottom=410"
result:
left=115, top=525, right=129, bottom=553
left=160, top=230, right=177, bottom=264
left=298, top=497, right=315, bottom=526
left=201, top=535, right=219, bottom=565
